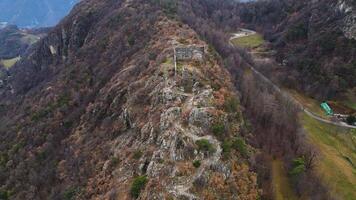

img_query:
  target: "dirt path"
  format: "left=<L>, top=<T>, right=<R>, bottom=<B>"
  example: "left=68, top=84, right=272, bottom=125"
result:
left=169, top=96, right=222, bottom=200
left=229, top=31, right=356, bottom=129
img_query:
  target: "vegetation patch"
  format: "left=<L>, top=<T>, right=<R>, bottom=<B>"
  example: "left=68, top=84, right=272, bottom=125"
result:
left=222, top=140, right=232, bottom=157
left=63, top=187, right=80, bottom=200
left=130, top=176, right=148, bottom=199
left=192, top=160, right=201, bottom=168
left=224, top=96, right=239, bottom=113
left=110, top=156, right=120, bottom=167
left=231, top=137, right=248, bottom=157
left=289, top=157, right=306, bottom=178
left=196, top=139, right=216, bottom=153
left=30, top=94, right=71, bottom=122
left=211, top=122, right=225, bottom=137
left=0, top=189, right=11, bottom=200
left=221, top=137, right=249, bottom=158
left=133, top=150, right=143, bottom=160
left=0, top=152, right=8, bottom=167
left=128, top=35, right=135, bottom=46
left=346, top=115, right=356, bottom=125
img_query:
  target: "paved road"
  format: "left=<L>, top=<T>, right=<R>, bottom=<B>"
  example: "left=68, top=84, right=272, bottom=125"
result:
left=229, top=32, right=356, bottom=129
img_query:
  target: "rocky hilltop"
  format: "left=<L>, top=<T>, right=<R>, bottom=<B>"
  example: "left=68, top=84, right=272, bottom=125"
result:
left=0, top=0, right=259, bottom=199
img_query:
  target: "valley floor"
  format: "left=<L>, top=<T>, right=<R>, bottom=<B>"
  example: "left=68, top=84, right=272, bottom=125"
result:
left=231, top=29, right=356, bottom=200
left=302, top=114, right=356, bottom=200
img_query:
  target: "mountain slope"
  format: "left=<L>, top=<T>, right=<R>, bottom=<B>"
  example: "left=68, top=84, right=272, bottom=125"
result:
left=0, top=0, right=259, bottom=199
left=0, top=0, right=78, bottom=28
left=0, top=25, right=47, bottom=60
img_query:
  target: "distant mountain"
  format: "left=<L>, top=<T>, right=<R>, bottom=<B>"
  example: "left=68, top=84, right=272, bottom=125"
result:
left=0, top=0, right=78, bottom=28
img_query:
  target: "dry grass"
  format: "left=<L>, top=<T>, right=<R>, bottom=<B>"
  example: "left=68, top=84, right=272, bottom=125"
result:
left=271, top=159, right=298, bottom=200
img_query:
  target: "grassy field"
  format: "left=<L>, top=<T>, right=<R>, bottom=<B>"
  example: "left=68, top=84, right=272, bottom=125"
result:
left=302, top=114, right=356, bottom=200
left=271, top=159, right=299, bottom=200
left=0, top=56, right=21, bottom=69
left=231, top=33, right=265, bottom=48
left=21, top=34, right=40, bottom=45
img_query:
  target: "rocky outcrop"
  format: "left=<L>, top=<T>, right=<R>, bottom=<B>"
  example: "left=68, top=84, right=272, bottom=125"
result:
left=337, top=0, right=356, bottom=39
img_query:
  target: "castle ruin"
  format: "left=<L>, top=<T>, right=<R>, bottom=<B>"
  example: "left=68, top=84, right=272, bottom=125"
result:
left=174, top=46, right=205, bottom=61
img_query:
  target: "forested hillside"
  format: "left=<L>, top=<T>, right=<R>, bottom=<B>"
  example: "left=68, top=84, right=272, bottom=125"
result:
left=240, top=0, right=356, bottom=99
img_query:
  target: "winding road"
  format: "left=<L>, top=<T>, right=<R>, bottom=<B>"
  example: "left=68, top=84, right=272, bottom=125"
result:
left=230, top=30, right=356, bottom=129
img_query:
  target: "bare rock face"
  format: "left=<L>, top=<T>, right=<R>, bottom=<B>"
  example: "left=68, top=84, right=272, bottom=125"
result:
left=338, top=0, right=356, bottom=39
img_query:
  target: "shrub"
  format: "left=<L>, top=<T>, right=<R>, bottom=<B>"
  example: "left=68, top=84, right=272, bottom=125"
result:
left=286, top=22, right=308, bottom=41
left=36, top=150, right=48, bottom=162
left=159, top=0, right=178, bottom=18
left=0, top=190, right=11, bottom=200
left=289, top=157, right=306, bottom=177
left=0, top=104, right=5, bottom=112
left=63, top=187, right=79, bottom=200
left=211, top=123, right=225, bottom=136
left=148, top=52, right=157, bottom=60
left=0, top=153, right=8, bottom=167
left=10, top=141, right=25, bottom=154
left=63, top=120, right=73, bottom=129
left=196, top=139, right=216, bottom=153
left=128, top=35, right=135, bottom=46
left=346, top=115, right=356, bottom=125
left=130, top=176, right=148, bottom=199
left=133, top=150, right=143, bottom=160
left=232, top=137, right=248, bottom=157
left=193, top=160, right=201, bottom=168
left=222, top=140, right=232, bottom=156
left=224, top=97, right=239, bottom=113
left=110, top=156, right=120, bottom=167
left=31, top=108, right=50, bottom=122
left=57, top=94, right=70, bottom=107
